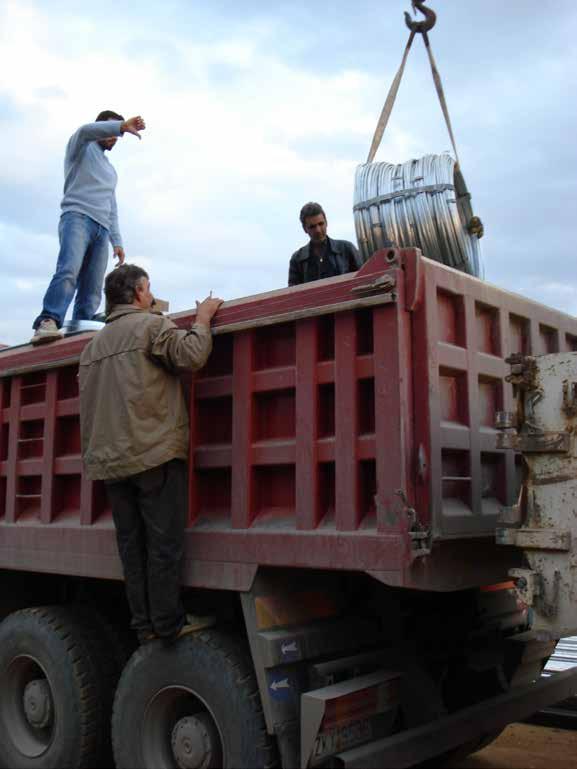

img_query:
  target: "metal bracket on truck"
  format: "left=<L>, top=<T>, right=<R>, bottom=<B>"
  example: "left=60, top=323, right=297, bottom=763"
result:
left=496, top=352, right=577, bottom=641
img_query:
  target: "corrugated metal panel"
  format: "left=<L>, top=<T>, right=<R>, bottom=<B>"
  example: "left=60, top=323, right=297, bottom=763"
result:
left=536, top=637, right=577, bottom=723
left=545, top=637, right=577, bottom=674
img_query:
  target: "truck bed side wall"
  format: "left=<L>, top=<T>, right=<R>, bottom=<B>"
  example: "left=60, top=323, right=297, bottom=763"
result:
left=2, top=251, right=577, bottom=590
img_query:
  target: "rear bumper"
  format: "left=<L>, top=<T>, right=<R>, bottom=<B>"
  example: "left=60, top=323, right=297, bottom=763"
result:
left=336, top=667, right=577, bottom=768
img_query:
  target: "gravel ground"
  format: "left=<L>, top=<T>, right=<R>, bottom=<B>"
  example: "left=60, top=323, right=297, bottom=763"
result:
left=445, top=723, right=577, bottom=769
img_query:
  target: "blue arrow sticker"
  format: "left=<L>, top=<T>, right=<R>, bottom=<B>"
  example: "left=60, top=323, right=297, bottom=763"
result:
left=280, top=639, right=300, bottom=661
left=268, top=675, right=293, bottom=700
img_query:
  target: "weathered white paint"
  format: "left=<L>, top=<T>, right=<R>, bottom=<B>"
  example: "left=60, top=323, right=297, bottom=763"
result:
left=512, top=353, right=577, bottom=640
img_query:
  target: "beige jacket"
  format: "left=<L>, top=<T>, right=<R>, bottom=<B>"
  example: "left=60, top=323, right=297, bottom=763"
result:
left=79, top=305, right=212, bottom=481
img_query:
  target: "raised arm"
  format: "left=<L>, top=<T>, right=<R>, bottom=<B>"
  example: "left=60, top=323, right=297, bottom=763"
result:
left=66, top=121, right=123, bottom=163
left=66, top=116, right=146, bottom=162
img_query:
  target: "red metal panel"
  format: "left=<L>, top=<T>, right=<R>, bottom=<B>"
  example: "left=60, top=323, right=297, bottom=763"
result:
left=5, top=377, right=21, bottom=523
left=372, top=267, right=414, bottom=536
left=80, top=474, right=95, bottom=526
left=334, top=312, right=359, bottom=531
left=40, top=372, right=57, bottom=524
left=496, top=308, right=516, bottom=507
left=3, top=250, right=577, bottom=589
left=417, top=256, right=577, bottom=539
left=189, top=376, right=200, bottom=526
left=296, top=319, right=320, bottom=530
left=0, top=380, right=5, bottom=520
left=231, top=331, right=254, bottom=528
left=465, top=295, right=482, bottom=519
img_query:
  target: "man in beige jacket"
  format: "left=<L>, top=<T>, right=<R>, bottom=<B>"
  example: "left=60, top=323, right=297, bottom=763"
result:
left=79, top=264, right=222, bottom=644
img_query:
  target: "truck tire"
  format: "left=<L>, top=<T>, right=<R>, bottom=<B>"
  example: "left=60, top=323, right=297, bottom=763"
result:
left=112, top=629, right=278, bottom=769
left=0, top=605, right=123, bottom=769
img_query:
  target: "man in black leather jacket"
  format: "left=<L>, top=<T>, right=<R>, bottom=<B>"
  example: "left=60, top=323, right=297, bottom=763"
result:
left=288, top=202, right=362, bottom=286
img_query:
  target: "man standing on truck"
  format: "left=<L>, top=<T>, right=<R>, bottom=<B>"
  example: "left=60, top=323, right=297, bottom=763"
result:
left=79, top=264, right=223, bottom=644
left=288, top=201, right=363, bottom=286
left=30, top=111, right=146, bottom=345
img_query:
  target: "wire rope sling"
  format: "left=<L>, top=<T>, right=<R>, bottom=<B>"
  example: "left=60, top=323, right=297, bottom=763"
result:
left=354, top=1, right=484, bottom=277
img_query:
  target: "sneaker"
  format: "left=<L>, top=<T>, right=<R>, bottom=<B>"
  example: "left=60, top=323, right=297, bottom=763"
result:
left=31, top=319, right=63, bottom=345
left=175, top=613, right=216, bottom=639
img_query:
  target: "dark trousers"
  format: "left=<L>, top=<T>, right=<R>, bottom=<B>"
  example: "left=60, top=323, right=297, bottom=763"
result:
left=105, top=459, right=188, bottom=641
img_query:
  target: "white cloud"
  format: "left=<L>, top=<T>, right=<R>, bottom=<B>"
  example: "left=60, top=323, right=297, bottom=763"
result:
left=0, top=0, right=576, bottom=344
left=0, top=0, right=425, bottom=344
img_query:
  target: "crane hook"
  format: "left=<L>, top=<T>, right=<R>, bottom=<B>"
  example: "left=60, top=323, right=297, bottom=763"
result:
left=404, top=0, right=436, bottom=34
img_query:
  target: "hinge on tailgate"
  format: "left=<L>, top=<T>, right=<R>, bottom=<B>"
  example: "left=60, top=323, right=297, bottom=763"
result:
left=496, top=431, right=571, bottom=453
left=394, top=489, right=431, bottom=556
left=562, top=380, right=577, bottom=416
left=496, top=354, right=571, bottom=454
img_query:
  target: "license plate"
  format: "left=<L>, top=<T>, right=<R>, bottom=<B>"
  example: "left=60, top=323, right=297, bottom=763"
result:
left=313, top=719, right=372, bottom=759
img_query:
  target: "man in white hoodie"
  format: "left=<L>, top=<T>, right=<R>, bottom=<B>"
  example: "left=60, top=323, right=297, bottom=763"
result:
left=31, top=110, right=146, bottom=344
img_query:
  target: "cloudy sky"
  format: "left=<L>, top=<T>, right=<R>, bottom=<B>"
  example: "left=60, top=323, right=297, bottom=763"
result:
left=1, top=0, right=576, bottom=345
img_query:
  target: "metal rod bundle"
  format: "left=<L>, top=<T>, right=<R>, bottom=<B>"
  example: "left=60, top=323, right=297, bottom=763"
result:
left=353, top=154, right=483, bottom=277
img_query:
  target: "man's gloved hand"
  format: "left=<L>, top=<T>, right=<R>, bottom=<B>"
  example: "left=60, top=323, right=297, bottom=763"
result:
left=467, top=216, right=484, bottom=239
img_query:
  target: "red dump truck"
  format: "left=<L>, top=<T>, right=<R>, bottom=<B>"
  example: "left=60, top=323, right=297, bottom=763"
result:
left=1, top=248, right=577, bottom=769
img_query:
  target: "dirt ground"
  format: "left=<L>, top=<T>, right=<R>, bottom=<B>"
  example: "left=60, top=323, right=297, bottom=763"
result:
left=445, top=723, right=577, bottom=769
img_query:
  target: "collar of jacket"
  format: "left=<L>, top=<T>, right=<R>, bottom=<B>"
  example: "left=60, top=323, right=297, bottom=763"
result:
left=105, top=304, right=153, bottom=323
left=294, top=236, right=344, bottom=263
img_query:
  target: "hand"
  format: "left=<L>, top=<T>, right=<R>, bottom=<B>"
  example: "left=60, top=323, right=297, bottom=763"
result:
left=195, top=293, right=223, bottom=326
left=113, top=246, right=125, bottom=265
left=121, top=116, right=146, bottom=140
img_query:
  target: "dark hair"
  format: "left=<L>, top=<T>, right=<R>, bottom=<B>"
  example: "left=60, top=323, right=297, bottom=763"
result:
left=96, top=110, right=124, bottom=122
left=299, top=202, right=326, bottom=227
left=105, top=264, right=149, bottom=309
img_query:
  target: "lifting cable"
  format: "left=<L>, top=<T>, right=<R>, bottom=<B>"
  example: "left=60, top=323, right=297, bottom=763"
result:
left=354, top=1, right=484, bottom=277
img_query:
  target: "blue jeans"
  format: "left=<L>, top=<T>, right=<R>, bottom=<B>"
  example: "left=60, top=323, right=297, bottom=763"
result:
left=33, top=212, right=109, bottom=329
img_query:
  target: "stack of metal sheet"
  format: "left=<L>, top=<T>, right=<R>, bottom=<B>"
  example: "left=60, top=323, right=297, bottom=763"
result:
left=537, top=636, right=577, bottom=726
left=545, top=637, right=577, bottom=676
left=353, top=154, right=483, bottom=277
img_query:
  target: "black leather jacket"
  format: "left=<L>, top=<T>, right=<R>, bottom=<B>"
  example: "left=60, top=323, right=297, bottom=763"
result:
left=288, top=237, right=362, bottom=286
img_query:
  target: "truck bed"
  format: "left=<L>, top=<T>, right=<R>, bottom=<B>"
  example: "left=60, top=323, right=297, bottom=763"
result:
left=2, top=249, right=577, bottom=591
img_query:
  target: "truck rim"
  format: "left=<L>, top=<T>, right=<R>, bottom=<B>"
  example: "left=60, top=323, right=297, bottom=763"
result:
left=1, top=654, right=55, bottom=758
left=142, top=685, right=224, bottom=769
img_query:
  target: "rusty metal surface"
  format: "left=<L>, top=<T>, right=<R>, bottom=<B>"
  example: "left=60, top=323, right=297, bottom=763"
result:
left=500, top=528, right=572, bottom=551
left=496, top=352, right=577, bottom=639
left=496, top=431, right=571, bottom=453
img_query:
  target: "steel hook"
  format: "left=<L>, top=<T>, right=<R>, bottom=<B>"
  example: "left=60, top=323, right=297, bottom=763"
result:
left=404, top=0, right=436, bottom=34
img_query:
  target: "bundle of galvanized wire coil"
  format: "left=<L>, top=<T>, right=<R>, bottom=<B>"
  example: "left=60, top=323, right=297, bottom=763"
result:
left=353, top=154, right=483, bottom=277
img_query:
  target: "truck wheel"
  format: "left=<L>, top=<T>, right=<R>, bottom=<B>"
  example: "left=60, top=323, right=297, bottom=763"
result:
left=112, top=630, right=278, bottom=769
left=0, top=605, right=123, bottom=768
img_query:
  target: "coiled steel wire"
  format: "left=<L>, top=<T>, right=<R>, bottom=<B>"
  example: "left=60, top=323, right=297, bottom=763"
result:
left=353, top=154, right=483, bottom=277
